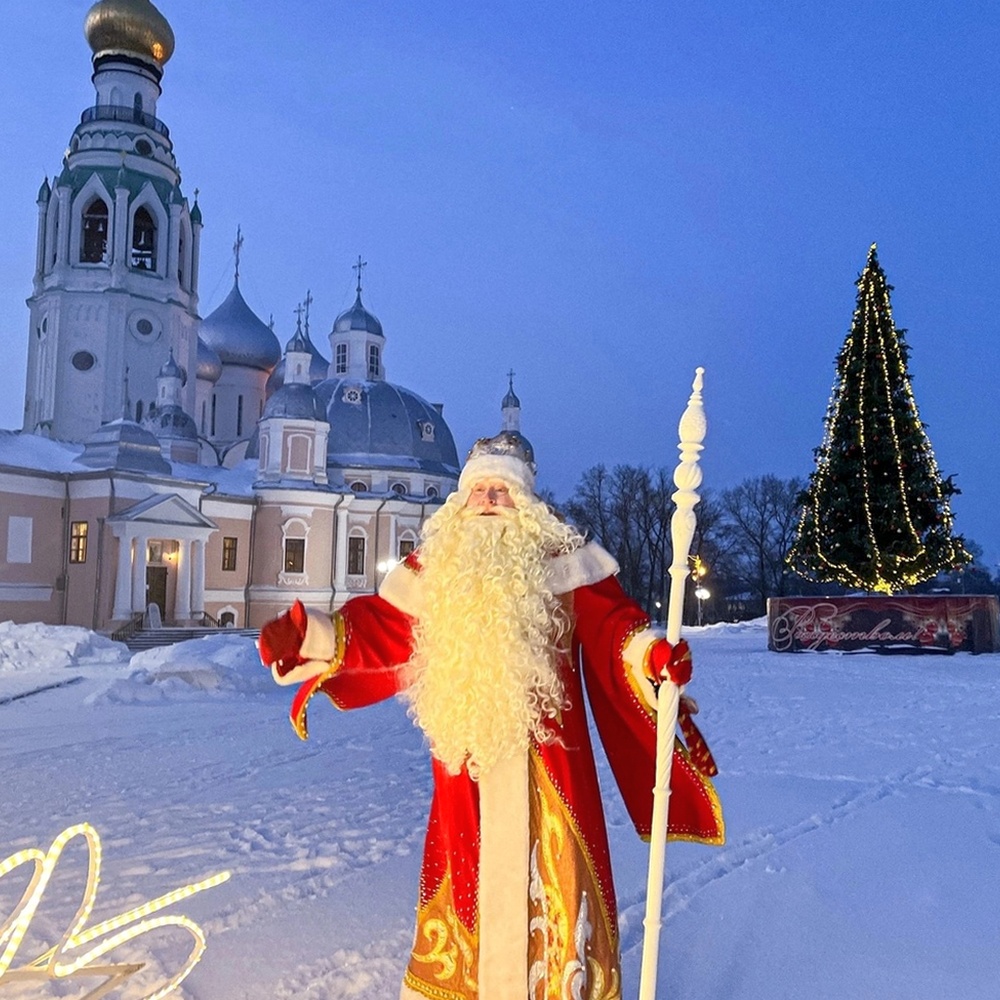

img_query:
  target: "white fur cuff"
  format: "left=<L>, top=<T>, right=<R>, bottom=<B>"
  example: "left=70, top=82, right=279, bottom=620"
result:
left=623, top=625, right=666, bottom=710
left=271, top=659, right=330, bottom=687
left=300, top=608, right=339, bottom=662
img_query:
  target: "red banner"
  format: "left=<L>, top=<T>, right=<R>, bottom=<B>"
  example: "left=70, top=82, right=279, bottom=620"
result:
left=767, top=596, right=1000, bottom=654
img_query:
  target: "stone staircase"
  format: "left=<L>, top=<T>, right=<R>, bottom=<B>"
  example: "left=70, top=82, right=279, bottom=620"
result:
left=121, top=626, right=260, bottom=652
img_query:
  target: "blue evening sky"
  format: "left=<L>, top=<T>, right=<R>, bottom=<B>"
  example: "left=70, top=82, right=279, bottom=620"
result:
left=1, top=1, right=997, bottom=565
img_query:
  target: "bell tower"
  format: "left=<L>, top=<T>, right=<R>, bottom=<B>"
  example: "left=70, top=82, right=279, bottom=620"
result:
left=23, top=0, right=202, bottom=441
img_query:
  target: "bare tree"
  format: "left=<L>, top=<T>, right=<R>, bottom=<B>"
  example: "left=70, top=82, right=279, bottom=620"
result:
left=715, top=475, right=805, bottom=614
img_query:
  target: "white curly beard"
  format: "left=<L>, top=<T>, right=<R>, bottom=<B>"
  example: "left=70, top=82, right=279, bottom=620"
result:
left=404, top=496, right=583, bottom=778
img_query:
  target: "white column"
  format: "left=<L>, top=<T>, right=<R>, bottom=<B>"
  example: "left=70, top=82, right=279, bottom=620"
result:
left=191, top=538, right=206, bottom=616
left=334, top=506, right=350, bottom=589
left=131, top=535, right=148, bottom=613
left=175, top=539, right=192, bottom=621
left=55, top=188, right=71, bottom=266
left=387, top=514, right=398, bottom=565
left=167, top=202, right=181, bottom=290
left=112, top=532, right=132, bottom=619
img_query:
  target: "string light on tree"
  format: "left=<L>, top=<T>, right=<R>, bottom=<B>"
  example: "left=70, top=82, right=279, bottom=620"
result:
left=788, top=244, right=969, bottom=594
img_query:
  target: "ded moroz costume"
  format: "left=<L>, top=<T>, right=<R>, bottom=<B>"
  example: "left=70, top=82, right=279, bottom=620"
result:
left=259, top=431, right=724, bottom=1000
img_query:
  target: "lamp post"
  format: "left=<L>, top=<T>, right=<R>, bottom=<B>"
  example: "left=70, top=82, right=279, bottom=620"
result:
left=694, top=585, right=710, bottom=626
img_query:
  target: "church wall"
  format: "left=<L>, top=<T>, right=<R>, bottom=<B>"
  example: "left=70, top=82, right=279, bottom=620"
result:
left=63, top=493, right=113, bottom=630
left=0, top=472, right=66, bottom=625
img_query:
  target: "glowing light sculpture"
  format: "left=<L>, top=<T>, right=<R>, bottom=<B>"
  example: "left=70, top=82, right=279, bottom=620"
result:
left=0, top=822, right=230, bottom=1000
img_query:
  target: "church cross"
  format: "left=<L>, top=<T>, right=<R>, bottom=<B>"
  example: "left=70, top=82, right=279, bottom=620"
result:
left=303, top=289, right=314, bottom=334
left=293, top=302, right=305, bottom=328
left=352, top=255, right=367, bottom=295
left=233, top=226, right=244, bottom=282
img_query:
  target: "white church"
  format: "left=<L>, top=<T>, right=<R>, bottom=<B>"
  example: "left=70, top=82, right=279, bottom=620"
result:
left=0, top=0, right=521, bottom=633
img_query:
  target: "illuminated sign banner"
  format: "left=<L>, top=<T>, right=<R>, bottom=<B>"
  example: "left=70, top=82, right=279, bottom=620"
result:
left=768, top=595, right=1000, bottom=654
left=0, top=823, right=230, bottom=999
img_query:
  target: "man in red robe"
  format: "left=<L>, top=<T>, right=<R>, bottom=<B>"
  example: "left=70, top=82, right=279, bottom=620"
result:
left=259, top=432, right=723, bottom=1000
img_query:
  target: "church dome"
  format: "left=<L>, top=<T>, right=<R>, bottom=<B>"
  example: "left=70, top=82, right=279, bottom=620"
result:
left=262, top=383, right=326, bottom=422
left=195, top=337, right=222, bottom=383
left=316, top=378, right=459, bottom=478
left=266, top=332, right=328, bottom=395
left=84, top=0, right=175, bottom=67
left=333, top=292, right=383, bottom=337
left=143, top=405, right=198, bottom=441
left=158, top=349, right=182, bottom=379
left=200, top=281, right=281, bottom=372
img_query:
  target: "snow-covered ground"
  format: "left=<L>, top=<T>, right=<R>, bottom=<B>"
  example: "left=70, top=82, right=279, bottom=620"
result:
left=1, top=619, right=997, bottom=999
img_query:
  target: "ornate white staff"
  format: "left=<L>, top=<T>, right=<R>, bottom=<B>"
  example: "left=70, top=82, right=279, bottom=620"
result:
left=638, top=366, right=706, bottom=1000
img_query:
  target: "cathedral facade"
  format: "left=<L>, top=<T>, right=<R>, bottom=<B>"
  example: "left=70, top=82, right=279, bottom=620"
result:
left=0, top=0, right=485, bottom=631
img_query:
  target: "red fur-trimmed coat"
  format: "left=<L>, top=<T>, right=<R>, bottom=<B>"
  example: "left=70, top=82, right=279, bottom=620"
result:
left=286, top=542, right=723, bottom=1000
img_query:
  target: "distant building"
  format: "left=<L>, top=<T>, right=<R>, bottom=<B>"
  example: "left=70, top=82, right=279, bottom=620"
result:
left=1, top=0, right=468, bottom=630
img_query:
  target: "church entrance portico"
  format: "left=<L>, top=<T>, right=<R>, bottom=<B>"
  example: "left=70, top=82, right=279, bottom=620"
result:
left=108, top=494, right=216, bottom=625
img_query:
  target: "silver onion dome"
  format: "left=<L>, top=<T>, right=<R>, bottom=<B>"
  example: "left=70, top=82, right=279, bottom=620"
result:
left=200, top=281, right=281, bottom=372
left=332, top=292, right=383, bottom=337
left=195, top=337, right=222, bottom=383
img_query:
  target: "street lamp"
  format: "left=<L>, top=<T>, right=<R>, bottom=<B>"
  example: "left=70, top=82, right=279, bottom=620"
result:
left=694, top=586, right=710, bottom=626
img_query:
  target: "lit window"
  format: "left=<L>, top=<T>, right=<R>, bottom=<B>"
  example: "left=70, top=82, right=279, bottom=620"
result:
left=222, top=536, right=238, bottom=571
left=398, top=538, right=415, bottom=560
left=348, top=536, right=366, bottom=575
left=69, top=521, right=88, bottom=563
left=284, top=537, right=305, bottom=573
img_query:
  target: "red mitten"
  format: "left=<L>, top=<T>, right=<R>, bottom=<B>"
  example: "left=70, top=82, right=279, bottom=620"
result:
left=258, top=599, right=308, bottom=677
left=646, top=638, right=693, bottom=688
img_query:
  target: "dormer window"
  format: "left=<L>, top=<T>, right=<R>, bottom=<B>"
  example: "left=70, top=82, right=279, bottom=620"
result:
left=367, top=344, right=380, bottom=379
left=418, top=420, right=435, bottom=442
left=131, top=207, right=157, bottom=270
left=81, top=198, right=108, bottom=263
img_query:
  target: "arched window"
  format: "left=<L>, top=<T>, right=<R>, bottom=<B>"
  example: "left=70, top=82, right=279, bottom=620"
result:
left=131, top=207, right=157, bottom=270
left=133, top=92, right=143, bottom=120
left=135, top=400, right=143, bottom=422
left=81, top=198, right=109, bottom=263
left=178, top=227, right=186, bottom=286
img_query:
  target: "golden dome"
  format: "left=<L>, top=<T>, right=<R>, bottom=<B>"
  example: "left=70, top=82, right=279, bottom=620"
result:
left=84, top=0, right=175, bottom=67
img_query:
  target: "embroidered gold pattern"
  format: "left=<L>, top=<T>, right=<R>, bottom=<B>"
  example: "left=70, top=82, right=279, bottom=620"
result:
left=528, top=752, right=621, bottom=1000
left=406, top=870, right=478, bottom=999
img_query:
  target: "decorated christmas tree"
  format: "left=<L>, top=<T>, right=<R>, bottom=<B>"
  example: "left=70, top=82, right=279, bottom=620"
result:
left=788, top=244, right=969, bottom=594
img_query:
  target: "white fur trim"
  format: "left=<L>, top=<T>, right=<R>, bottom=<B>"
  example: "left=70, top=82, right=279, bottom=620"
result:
left=378, top=561, right=424, bottom=618
left=622, top=625, right=667, bottom=709
left=458, top=454, right=535, bottom=493
left=478, top=751, right=529, bottom=999
left=546, top=541, right=619, bottom=594
left=300, top=608, right=339, bottom=661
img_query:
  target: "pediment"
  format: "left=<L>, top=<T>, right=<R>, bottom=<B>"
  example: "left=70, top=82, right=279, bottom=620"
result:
left=108, top=492, right=216, bottom=529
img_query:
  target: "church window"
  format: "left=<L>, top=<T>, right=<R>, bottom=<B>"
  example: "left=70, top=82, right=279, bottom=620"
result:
left=398, top=537, right=416, bottom=560
left=347, top=535, right=366, bottom=576
left=283, top=537, right=305, bottom=574
left=222, top=536, right=238, bottom=571
left=426, top=485, right=439, bottom=498
left=135, top=400, right=143, bottom=422
left=71, top=351, right=95, bottom=372
left=201, top=401, right=206, bottom=434
left=350, top=481, right=368, bottom=493
left=367, top=345, right=380, bottom=379
left=391, top=482, right=407, bottom=495
left=81, top=198, right=109, bottom=263
left=177, top=228, right=185, bottom=285
left=237, top=395, right=244, bottom=437
left=135, top=138, right=152, bottom=156
left=343, top=386, right=362, bottom=405
left=69, top=521, right=88, bottom=564
left=6, top=517, right=33, bottom=564
left=136, top=318, right=154, bottom=336
left=220, top=611, right=236, bottom=626
left=131, top=207, right=157, bottom=270
left=335, top=343, right=348, bottom=374
left=211, top=395, right=217, bottom=436
left=133, top=92, right=143, bottom=120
